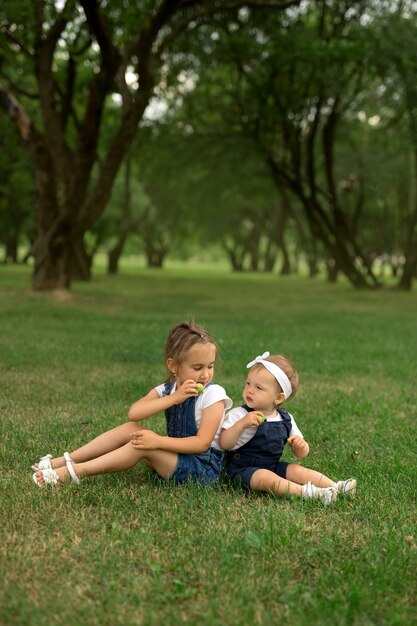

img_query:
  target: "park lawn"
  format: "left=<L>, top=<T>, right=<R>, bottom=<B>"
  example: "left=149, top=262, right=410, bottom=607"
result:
left=0, top=264, right=416, bottom=626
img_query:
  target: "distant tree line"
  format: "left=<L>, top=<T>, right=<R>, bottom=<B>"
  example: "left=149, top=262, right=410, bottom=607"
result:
left=1, top=0, right=416, bottom=290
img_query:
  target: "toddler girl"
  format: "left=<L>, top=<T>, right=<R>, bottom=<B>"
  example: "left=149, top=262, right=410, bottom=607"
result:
left=220, top=352, right=356, bottom=505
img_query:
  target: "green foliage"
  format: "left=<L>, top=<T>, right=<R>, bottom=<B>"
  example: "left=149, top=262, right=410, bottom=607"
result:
left=1, top=264, right=417, bottom=625
left=157, top=1, right=417, bottom=279
left=0, top=119, right=36, bottom=257
left=2, top=1, right=417, bottom=286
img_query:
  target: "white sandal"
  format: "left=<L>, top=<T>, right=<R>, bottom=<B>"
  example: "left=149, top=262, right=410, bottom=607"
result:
left=31, top=451, right=75, bottom=474
left=63, top=452, right=80, bottom=484
left=31, top=453, right=53, bottom=472
left=32, top=467, right=60, bottom=487
left=32, top=452, right=80, bottom=487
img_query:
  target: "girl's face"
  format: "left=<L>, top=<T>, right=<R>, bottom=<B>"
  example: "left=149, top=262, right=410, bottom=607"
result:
left=169, top=343, right=216, bottom=387
left=243, top=367, right=284, bottom=414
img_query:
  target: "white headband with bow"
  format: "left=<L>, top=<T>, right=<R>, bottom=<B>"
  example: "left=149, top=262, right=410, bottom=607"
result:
left=247, top=351, right=292, bottom=399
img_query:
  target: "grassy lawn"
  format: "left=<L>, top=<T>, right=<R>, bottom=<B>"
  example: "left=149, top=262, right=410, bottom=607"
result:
left=1, top=264, right=416, bottom=626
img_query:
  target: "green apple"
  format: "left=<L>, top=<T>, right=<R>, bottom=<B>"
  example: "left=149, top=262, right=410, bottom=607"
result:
left=258, top=413, right=266, bottom=424
left=196, top=383, right=204, bottom=394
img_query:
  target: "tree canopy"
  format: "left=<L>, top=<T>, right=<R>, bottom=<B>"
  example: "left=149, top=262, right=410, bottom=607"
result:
left=1, top=0, right=417, bottom=289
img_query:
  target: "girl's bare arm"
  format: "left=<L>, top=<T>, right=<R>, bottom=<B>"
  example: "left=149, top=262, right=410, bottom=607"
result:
left=130, top=400, right=225, bottom=453
left=128, top=380, right=199, bottom=422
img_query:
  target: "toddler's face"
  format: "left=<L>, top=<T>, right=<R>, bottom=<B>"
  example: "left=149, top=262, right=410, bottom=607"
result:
left=243, top=367, right=282, bottom=414
left=175, top=343, right=216, bottom=388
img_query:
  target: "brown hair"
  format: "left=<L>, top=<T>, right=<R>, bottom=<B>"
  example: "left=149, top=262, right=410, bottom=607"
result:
left=164, top=321, right=217, bottom=382
left=251, top=354, right=299, bottom=403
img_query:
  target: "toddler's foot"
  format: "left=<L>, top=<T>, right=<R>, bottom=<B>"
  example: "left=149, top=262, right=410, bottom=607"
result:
left=302, top=481, right=337, bottom=506
left=335, top=478, right=357, bottom=498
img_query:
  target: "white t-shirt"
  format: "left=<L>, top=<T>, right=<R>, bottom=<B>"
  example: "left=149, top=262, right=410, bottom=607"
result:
left=221, top=406, right=303, bottom=451
left=155, top=383, right=233, bottom=451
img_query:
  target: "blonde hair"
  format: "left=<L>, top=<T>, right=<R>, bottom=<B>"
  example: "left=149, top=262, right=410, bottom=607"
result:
left=251, top=354, right=299, bottom=403
left=164, top=321, right=217, bottom=383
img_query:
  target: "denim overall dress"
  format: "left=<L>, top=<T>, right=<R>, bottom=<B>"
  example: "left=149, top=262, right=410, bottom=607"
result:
left=226, top=404, right=293, bottom=490
left=163, top=382, right=225, bottom=484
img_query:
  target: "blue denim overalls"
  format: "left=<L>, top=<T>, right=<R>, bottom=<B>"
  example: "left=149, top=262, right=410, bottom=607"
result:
left=163, top=382, right=225, bottom=484
left=226, top=404, right=292, bottom=490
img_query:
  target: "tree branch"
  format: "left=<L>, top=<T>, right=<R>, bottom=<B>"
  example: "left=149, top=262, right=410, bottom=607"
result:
left=0, top=87, right=32, bottom=140
left=79, top=0, right=119, bottom=69
left=157, top=0, right=302, bottom=54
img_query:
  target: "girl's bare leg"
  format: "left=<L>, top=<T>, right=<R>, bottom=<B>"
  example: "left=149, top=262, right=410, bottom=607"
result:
left=35, top=422, right=144, bottom=469
left=250, top=469, right=304, bottom=497
left=286, top=463, right=335, bottom=488
left=34, top=442, right=179, bottom=485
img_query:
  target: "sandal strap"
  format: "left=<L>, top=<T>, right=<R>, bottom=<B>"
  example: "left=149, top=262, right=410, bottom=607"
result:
left=64, top=451, right=80, bottom=484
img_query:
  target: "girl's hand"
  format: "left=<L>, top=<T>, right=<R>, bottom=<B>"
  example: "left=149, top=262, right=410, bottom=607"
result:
left=287, top=435, right=307, bottom=453
left=173, top=379, right=200, bottom=404
left=130, top=429, right=162, bottom=450
left=243, top=411, right=265, bottom=429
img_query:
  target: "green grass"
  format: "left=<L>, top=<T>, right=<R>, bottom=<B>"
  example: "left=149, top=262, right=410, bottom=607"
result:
left=1, top=265, right=416, bottom=626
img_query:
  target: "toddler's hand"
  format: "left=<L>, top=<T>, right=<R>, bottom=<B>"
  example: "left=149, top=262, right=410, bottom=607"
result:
left=288, top=435, right=307, bottom=452
left=243, top=411, right=265, bottom=429
left=174, top=379, right=201, bottom=404
left=131, top=429, right=161, bottom=450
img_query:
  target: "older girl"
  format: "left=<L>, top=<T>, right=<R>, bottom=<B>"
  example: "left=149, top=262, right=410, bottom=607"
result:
left=32, top=321, right=232, bottom=487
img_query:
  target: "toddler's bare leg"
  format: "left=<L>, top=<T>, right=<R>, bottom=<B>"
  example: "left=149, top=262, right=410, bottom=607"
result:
left=286, top=463, right=335, bottom=488
left=250, top=469, right=304, bottom=497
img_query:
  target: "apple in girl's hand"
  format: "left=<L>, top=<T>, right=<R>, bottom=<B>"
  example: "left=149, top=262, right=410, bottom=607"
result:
left=196, top=383, right=204, bottom=394
left=258, top=413, right=266, bottom=424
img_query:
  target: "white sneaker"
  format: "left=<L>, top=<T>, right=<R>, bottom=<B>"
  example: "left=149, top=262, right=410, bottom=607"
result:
left=335, top=478, right=357, bottom=498
left=302, top=481, right=338, bottom=506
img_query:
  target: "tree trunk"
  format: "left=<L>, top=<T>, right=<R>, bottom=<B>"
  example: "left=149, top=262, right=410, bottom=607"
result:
left=4, top=236, right=19, bottom=263
left=326, top=258, right=339, bottom=283
left=249, top=249, right=260, bottom=271
left=107, top=153, right=133, bottom=275
left=247, top=228, right=261, bottom=271
left=301, top=193, right=375, bottom=288
left=263, top=238, right=277, bottom=272
left=108, top=231, right=129, bottom=274
left=32, top=229, right=72, bottom=291
left=223, top=241, right=246, bottom=271
left=71, top=238, right=92, bottom=281
left=146, top=249, right=165, bottom=268
left=397, top=162, right=417, bottom=289
left=397, top=247, right=417, bottom=289
left=307, top=250, right=318, bottom=278
left=280, top=241, right=291, bottom=275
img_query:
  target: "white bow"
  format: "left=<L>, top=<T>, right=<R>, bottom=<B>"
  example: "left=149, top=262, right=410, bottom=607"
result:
left=246, top=351, right=270, bottom=368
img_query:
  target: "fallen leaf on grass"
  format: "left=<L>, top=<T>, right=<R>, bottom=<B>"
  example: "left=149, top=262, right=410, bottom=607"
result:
left=405, top=536, right=416, bottom=549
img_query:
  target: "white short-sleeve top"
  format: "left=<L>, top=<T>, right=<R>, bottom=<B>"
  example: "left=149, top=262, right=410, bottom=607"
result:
left=221, top=406, right=303, bottom=450
left=155, top=382, right=233, bottom=451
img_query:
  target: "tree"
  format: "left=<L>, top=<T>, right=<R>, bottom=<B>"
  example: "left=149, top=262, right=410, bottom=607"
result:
left=168, top=1, right=417, bottom=287
left=202, top=147, right=292, bottom=273
left=230, top=3, right=381, bottom=287
left=0, top=0, right=299, bottom=290
left=0, top=117, right=36, bottom=262
left=369, top=9, right=417, bottom=289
